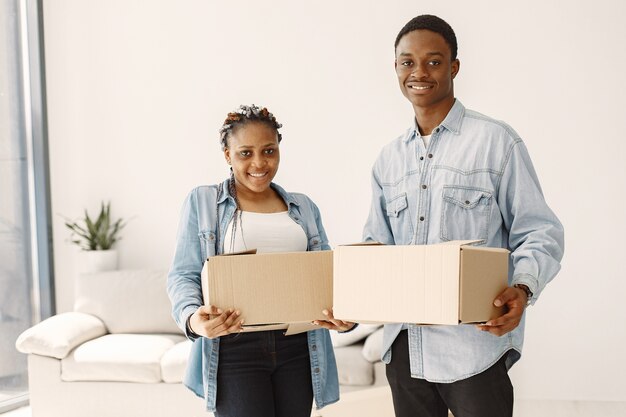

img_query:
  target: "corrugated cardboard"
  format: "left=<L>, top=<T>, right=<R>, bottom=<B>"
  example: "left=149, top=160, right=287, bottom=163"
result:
left=333, top=240, right=509, bottom=325
left=201, top=250, right=333, bottom=334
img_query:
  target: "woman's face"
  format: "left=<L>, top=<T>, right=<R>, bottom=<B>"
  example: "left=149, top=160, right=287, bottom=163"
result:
left=223, top=121, right=280, bottom=196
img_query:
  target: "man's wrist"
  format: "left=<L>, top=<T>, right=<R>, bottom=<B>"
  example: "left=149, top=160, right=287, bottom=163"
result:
left=514, top=284, right=533, bottom=306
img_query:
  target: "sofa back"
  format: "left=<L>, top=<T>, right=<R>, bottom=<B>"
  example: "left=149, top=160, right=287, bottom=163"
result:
left=74, top=269, right=182, bottom=335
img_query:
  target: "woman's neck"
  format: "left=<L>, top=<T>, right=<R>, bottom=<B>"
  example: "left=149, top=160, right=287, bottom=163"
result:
left=235, top=184, right=287, bottom=213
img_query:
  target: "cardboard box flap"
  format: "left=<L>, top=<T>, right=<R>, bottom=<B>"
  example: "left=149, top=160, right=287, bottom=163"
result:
left=440, top=239, right=484, bottom=247
left=215, top=249, right=257, bottom=257
left=338, top=241, right=384, bottom=247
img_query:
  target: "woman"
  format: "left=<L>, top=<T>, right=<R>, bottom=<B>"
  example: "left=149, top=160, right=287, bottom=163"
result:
left=167, top=104, right=353, bottom=417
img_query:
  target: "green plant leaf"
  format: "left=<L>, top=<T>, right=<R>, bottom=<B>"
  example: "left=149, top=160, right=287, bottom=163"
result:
left=62, top=201, right=126, bottom=251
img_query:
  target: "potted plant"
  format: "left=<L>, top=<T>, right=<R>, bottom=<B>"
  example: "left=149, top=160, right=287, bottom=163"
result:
left=64, top=201, right=126, bottom=272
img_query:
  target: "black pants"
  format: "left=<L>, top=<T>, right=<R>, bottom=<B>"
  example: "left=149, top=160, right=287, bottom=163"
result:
left=215, top=330, right=313, bottom=417
left=386, top=330, right=513, bottom=417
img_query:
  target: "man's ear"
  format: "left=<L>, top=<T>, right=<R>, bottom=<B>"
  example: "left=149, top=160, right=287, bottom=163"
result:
left=451, top=59, right=460, bottom=79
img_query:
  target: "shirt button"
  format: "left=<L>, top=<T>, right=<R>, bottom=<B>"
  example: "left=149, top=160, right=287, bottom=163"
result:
left=311, top=345, right=317, bottom=351
left=314, top=367, right=320, bottom=373
left=435, top=128, right=440, bottom=133
left=419, top=216, right=425, bottom=221
left=421, top=185, right=427, bottom=189
left=428, top=154, right=433, bottom=158
left=419, top=156, right=424, bottom=161
left=465, top=200, right=470, bottom=205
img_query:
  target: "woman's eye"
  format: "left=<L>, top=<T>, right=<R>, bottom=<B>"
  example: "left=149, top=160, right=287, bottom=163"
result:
left=264, top=149, right=275, bottom=155
left=240, top=151, right=251, bottom=157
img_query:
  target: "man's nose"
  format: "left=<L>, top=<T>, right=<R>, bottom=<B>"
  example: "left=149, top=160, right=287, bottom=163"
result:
left=410, top=63, right=428, bottom=78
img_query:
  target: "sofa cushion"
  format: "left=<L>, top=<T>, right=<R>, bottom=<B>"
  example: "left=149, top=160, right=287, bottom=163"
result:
left=334, top=343, right=373, bottom=386
left=74, top=269, right=181, bottom=334
left=15, top=312, right=107, bottom=359
left=362, top=326, right=384, bottom=363
left=161, top=340, right=192, bottom=383
left=61, top=334, right=186, bottom=383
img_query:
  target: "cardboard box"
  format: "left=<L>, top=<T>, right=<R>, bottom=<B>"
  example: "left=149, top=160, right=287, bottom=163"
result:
left=333, top=240, right=509, bottom=325
left=201, top=250, right=333, bottom=334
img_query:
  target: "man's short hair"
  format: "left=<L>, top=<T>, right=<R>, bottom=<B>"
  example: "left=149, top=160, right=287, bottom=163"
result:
left=395, top=15, right=458, bottom=60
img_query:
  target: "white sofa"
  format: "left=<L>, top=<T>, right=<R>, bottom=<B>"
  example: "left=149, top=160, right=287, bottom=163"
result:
left=15, top=269, right=386, bottom=417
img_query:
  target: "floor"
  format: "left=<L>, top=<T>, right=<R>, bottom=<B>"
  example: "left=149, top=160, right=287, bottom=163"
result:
left=3, top=388, right=626, bottom=417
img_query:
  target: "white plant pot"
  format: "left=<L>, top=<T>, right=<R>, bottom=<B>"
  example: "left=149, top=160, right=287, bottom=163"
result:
left=80, top=249, right=119, bottom=273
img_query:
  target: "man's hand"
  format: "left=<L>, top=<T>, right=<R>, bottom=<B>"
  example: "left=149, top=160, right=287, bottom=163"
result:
left=189, top=305, right=243, bottom=339
left=475, top=286, right=527, bottom=336
left=313, top=308, right=356, bottom=332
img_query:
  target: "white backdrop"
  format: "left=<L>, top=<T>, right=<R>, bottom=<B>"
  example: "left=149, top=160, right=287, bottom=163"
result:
left=43, top=0, right=626, bottom=402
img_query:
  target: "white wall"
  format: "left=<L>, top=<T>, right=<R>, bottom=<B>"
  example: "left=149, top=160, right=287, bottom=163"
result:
left=43, top=0, right=626, bottom=402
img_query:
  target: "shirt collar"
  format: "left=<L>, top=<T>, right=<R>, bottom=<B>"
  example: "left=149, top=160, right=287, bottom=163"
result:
left=403, top=99, right=465, bottom=143
left=216, top=178, right=299, bottom=207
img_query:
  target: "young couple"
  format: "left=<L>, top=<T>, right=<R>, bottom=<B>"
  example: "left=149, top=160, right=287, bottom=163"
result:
left=167, top=14, right=564, bottom=417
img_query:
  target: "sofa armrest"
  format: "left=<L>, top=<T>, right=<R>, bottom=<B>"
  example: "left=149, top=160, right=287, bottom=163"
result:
left=15, top=312, right=107, bottom=359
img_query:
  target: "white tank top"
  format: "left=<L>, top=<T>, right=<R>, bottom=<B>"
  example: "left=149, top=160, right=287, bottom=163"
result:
left=223, top=211, right=308, bottom=254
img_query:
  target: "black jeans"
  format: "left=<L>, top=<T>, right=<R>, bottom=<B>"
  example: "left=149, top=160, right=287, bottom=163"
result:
left=214, top=330, right=313, bottom=417
left=386, top=330, right=513, bottom=417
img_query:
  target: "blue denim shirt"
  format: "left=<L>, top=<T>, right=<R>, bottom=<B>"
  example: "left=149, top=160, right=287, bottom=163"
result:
left=363, top=100, right=564, bottom=382
left=167, top=179, right=340, bottom=412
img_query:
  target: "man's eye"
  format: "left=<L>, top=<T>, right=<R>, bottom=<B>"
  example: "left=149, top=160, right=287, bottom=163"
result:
left=401, top=61, right=413, bottom=67
left=429, top=61, right=441, bottom=66
left=240, top=151, right=251, bottom=157
left=264, top=149, right=275, bottom=155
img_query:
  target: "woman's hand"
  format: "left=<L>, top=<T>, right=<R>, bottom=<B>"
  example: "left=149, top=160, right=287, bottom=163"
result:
left=189, top=305, right=244, bottom=339
left=313, top=308, right=356, bottom=332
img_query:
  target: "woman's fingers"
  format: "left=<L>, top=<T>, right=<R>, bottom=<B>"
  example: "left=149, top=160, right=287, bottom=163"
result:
left=205, top=309, right=243, bottom=338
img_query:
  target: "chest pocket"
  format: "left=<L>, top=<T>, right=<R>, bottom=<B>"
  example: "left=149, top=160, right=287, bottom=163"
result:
left=440, top=186, right=493, bottom=243
left=385, top=193, right=414, bottom=243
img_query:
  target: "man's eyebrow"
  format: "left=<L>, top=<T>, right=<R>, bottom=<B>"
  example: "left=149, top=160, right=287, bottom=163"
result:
left=397, top=51, right=445, bottom=57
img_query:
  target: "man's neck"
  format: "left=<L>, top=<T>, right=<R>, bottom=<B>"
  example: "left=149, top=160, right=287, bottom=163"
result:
left=413, top=97, right=455, bottom=136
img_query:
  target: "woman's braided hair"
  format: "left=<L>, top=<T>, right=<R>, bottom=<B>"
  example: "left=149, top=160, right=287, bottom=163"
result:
left=219, top=104, right=283, bottom=252
left=219, top=104, right=282, bottom=151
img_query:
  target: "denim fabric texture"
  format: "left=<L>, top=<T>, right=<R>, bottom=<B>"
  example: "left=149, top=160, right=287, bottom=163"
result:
left=214, top=330, right=313, bottom=417
left=363, top=100, right=565, bottom=382
left=167, top=179, right=339, bottom=412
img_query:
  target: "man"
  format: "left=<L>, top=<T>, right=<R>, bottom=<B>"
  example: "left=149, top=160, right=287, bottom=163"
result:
left=363, top=15, right=564, bottom=417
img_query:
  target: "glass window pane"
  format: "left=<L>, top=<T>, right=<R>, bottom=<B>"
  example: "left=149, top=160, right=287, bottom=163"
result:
left=0, top=0, right=37, bottom=410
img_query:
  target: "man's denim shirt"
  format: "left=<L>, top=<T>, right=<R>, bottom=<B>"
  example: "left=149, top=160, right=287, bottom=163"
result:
left=363, top=100, right=564, bottom=382
left=167, top=179, right=340, bottom=412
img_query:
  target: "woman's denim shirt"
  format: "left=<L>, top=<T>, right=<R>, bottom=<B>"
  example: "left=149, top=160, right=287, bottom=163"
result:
left=167, top=179, right=339, bottom=412
left=363, top=100, right=565, bottom=382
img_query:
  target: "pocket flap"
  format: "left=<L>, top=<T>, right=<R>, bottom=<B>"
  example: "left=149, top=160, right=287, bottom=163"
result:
left=443, top=187, right=492, bottom=209
left=385, top=193, right=408, bottom=217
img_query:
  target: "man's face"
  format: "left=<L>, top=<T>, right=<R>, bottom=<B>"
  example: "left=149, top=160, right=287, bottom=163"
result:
left=395, top=30, right=459, bottom=110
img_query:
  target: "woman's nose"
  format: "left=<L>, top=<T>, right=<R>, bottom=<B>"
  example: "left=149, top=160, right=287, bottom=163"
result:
left=251, top=154, right=267, bottom=167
